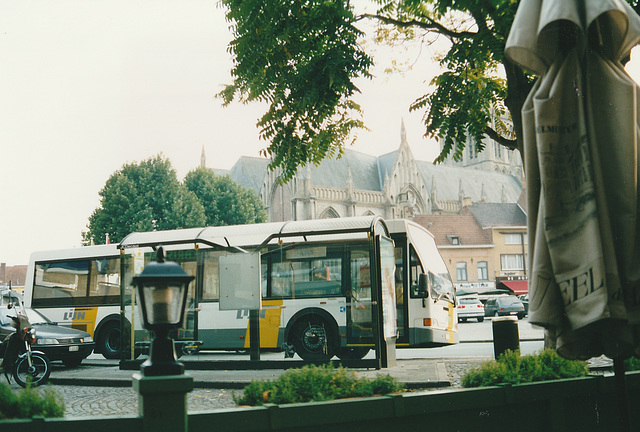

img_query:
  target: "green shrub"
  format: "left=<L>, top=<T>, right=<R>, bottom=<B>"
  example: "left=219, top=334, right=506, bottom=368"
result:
left=0, top=382, right=65, bottom=419
left=461, top=349, right=588, bottom=388
left=234, top=364, right=404, bottom=406
left=625, top=356, right=640, bottom=371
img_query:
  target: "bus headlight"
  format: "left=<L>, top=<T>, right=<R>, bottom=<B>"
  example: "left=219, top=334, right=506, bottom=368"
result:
left=82, top=337, right=93, bottom=343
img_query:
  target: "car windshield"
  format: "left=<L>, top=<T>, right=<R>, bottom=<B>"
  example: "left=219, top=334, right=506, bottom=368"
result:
left=460, top=298, right=480, bottom=305
left=500, top=296, right=522, bottom=305
left=24, top=308, right=51, bottom=325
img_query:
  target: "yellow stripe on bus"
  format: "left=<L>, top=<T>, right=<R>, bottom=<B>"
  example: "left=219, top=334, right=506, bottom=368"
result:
left=446, top=302, right=456, bottom=343
left=244, top=299, right=283, bottom=349
left=71, top=307, right=99, bottom=336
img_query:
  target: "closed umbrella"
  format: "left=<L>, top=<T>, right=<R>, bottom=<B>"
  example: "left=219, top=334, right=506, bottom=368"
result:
left=506, top=1, right=640, bottom=430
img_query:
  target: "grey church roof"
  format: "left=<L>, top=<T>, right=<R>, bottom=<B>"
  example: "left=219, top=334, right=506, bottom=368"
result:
left=227, top=156, right=270, bottom=194
left=219, top=144, right=523, bottom=205
left=417, top=161, right=522, bottom=204
left=305, top=150, right=382, bottom=191
left=376, top=150, right=398, bottom=188
left=465, top=203, right=527, bottom=227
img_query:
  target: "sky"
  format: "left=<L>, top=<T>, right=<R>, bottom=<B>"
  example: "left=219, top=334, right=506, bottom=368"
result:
left=2, top=2, right=640, bottom=266
left=0, top=1, right=444, bottom=266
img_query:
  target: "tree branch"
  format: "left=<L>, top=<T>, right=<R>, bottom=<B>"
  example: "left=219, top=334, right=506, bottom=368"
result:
left=484, top=126, right=517, bottom=151
left=358, top=13, right=477, bottom=40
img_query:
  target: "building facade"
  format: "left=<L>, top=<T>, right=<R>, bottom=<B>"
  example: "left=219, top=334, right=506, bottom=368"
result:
left=222, top=121, right=524, bottom=223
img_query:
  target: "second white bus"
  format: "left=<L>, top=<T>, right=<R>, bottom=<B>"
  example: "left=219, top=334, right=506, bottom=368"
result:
left=24, top=216, right=457, bottom=361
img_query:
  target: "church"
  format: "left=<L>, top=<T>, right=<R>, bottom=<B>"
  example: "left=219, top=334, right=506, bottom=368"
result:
left=214, top=121, right=525, bottom=223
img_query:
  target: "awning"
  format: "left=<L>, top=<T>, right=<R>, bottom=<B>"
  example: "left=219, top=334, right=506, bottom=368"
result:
left=498, top=280, right=528, bottom=296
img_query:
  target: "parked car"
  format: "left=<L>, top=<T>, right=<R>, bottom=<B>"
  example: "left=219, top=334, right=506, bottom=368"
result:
left=456, top=297, right=485, bottom=322
left=484, top=296, right=526, bottom=319
left=518, top=294, right=529, bottom=316
left=0, top=305, right=95, bottom=367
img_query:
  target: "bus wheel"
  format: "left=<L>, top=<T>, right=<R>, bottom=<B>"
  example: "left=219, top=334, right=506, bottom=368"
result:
left=336, top=347, right=369, bottom=360
left=98, top=321, right=121, bottom=360
left=290, top=317, right=336, bottom=361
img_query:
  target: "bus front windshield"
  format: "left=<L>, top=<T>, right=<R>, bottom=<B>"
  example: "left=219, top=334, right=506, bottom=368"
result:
left=407, top=224, right=455, bottom=304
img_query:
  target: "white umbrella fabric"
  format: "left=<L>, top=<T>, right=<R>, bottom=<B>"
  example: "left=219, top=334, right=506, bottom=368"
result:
left=506, top=0, right=640, bottom=362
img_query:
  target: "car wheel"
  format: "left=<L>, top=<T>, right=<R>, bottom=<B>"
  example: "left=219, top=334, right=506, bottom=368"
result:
left=477, top=317, right=484, bottom=323
left=290, top=316, right=337, bottom=361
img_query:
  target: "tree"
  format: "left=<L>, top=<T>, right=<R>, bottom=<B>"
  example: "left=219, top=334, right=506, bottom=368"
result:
left=220, top=0, right=640, bottom=178
left=219, top=0, right=372, bottom=182
left=84, top=155, right=206, bottom=245
left=184, top=167, right=267, bottom=226
left=84, top=158, right=268, bottom=245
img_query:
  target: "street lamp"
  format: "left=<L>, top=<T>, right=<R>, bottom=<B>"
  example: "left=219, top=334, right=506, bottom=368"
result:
left=132, top=246, right=194, bottom=376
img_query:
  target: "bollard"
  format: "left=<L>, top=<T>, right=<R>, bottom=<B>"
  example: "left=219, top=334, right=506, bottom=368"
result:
left=492, top=316, right=519, bottom=358
left=133, top=373, right=193, bottom=432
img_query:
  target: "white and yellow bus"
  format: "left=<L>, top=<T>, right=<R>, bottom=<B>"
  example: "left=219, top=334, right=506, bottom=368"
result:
left=24, top=216, right=457, bottom=361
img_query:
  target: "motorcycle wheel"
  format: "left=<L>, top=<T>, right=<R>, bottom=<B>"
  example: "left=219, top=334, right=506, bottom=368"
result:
left=13, top=353, right=51, bottom=388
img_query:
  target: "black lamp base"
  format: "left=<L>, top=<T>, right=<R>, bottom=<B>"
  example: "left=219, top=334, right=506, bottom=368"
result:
left=140, top=333, right=185, bottom=376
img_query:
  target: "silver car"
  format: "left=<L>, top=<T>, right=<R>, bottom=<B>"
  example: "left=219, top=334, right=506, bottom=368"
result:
left=456, top=297, right=485, bottom=322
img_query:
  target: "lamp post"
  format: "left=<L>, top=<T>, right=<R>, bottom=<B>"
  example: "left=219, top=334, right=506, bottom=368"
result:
left=131, top=246, right=195, bottom=432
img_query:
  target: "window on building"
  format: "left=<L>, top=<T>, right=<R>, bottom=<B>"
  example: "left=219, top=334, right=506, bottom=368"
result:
left=447, top=235, right=460, bottom=245
left=456, top=262, right=467, bottom=281
left=501, top=254, right=524, bottom=271
left=477, top=261, right=488, bottom=280
left=504, top=233, right=523, bottom=244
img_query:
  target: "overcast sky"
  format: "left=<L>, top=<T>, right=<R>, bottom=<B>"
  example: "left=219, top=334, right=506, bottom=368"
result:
left=2, top=2, right=640, bottom=266
left=0, top=1, right=445, bottom=266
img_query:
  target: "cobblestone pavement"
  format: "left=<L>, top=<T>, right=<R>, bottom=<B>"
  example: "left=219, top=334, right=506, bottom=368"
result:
left=50, top=386, right=239, bottom=417
left=28, top=361, right=484, bottom=418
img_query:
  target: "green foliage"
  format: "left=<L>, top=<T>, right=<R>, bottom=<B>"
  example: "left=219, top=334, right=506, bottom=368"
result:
left=461, top=349, right=588, bottom=388
left=0, top=382, right=65, bottom=419
left=625, top=356, right=640, bottom=371
left=84, top=156, right=266, bottom=244
left=84, top=154, right=206, bottom=244
left=220, top=1, right=640, bottom=174
left=234, top=364, right=403, bottom=406
left=219, top=0, right=532, bottom=177
left=184, top=167, right=266, bottom=226
left=220, top=0, right=372, bottom=182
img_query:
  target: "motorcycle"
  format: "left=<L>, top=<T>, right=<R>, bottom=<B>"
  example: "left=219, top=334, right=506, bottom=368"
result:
left=1, top=302, right=51, bottom=387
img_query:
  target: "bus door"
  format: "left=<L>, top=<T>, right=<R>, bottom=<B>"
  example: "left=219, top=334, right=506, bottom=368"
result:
left=164, top=249, right=198, bottom=344
left=346, top=247, right=373, bottom=345
left=126, top=248, right=199, bottom=354
left=392, top=240, right=408, bottom=345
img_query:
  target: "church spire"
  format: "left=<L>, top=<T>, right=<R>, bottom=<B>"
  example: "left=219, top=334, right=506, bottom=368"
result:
left=400, top=118, right=407, bottom=145
left=200, top=145, right=206, bottom=168
left=347, top=163, right=354, bottom=196
left=430, top=175, right=438, bottom=201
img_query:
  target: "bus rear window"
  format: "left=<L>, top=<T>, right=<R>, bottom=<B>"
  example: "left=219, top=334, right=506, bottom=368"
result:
left=33, top=257, right=120, bottom=306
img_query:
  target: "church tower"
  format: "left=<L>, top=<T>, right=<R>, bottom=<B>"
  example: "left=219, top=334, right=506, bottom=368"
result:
left=200, top=145, right=206, bottom=168
left=440, top=129, right=524, bottom=182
